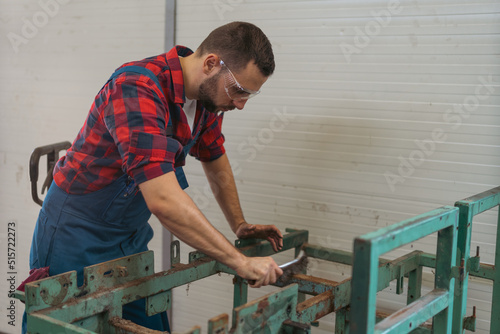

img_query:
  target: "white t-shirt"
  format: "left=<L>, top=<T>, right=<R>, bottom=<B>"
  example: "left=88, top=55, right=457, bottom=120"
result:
left=183, top=97, right=197, bottom=133
left=179, top=56, right=197, bottom=133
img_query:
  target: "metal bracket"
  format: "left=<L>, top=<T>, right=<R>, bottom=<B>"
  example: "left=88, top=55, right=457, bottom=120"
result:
left=171, top=240, right=180, bottom=266
left=396, top=265, right=405, bottom=295
left=146, top=290, right=172, bottom=317
left=463, top=306, right=477, bottom=331
left=231, top=284, right=299, bottom=334
left=467, top=246, right=481, bottom=272
left=189, top=250, right=207, bottom=263
left=84, top=251, right=154, bottom=291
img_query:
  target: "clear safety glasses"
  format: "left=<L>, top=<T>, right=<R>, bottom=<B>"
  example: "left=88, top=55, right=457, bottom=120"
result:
left=220, top=59, right=260, bottom=101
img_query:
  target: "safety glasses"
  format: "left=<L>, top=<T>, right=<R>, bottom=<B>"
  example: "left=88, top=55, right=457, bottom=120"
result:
left=220, top=59, right=260, bottom=101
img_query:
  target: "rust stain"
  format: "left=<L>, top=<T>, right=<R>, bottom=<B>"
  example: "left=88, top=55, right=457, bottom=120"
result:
left=258, top=299, right=269, bottom=309
left=39, top=275, right=71, bottom=306
left=376, top=310, right=392, bottom=318
left=478, top=262, right=494, bottom=270
left=209, top=312, right=229, bottom=323
left=252, top=299, right=269, bottom=319
left=275, top=274, right=341, bottom=296
left=296, top=290, right=334, bottom=320
left=376, top=311, right=432, bottom=330
left=294, top=274, right=339, bottom=286
left=386, top=304, right=416, bottom=319
left=167, top=256, right=214, bottom=273
left=109, top=316, right=167, bottom=333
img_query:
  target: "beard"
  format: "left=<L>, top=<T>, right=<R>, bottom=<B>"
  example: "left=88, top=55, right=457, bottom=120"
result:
left=198, top=72, right=235, bottom=114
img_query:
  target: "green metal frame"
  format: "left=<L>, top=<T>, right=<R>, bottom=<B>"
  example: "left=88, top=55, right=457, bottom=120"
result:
left=414, top=186, right=500, bottom=333
left=19, top=228, right=437, bottom=333
left=349, top=206, right=459, bottom=334
left=453, top=186, right=500, bottom=333
left=17, top=230, right=310, bottom=333
left=17, top=187, right=500, bottom=333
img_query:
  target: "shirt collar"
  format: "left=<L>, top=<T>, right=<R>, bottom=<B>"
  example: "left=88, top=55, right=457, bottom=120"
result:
left=164, top=45, right=193, bottom=104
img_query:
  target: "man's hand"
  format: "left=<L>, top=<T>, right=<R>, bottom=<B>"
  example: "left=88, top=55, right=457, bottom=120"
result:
left=236, top=223, right=283, bottom=252
left=236, top=256, right=283, bottom=288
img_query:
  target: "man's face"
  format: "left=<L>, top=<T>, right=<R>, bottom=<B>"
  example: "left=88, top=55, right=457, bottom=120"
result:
left=198, top=70, right=227, bottom=114
left=198, top=60, right=268, bottom=114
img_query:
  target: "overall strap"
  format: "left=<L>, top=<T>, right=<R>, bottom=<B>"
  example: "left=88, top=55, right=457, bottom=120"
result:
left=174, top=111, right=208, bottom=189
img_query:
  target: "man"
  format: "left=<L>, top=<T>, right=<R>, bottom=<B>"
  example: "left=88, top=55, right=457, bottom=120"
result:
left=25, top=21, right=283, bottom=332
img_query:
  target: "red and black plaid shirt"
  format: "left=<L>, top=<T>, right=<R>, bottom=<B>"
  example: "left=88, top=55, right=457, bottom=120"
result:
left=54, top=46, right=226, bottom=194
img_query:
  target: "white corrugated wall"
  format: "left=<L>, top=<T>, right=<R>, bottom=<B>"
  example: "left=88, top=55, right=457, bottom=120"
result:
left=0, top=1, right=166, bottom=333
left=175, top=1, right=500, bottom=333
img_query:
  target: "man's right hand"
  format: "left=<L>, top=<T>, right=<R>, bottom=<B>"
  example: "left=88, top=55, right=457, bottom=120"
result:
left=236, top=256, right=283, bottom=288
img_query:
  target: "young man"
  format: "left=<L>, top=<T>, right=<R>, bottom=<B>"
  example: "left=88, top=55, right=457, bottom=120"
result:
left=25, top=22, right=283, bottom=332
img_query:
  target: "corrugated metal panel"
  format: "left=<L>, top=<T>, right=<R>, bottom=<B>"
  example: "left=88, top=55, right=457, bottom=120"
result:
left=0, top=1, right=165, bottom=333
left=175, top=1, right=499, bottom=333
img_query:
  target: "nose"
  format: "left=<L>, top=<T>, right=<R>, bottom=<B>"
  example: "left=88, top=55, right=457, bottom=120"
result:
left=233, top=99, right=247, bottom=110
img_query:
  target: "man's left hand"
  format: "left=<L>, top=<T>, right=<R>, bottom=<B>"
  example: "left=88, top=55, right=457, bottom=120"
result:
left=235, top=223, right=283, bottom=252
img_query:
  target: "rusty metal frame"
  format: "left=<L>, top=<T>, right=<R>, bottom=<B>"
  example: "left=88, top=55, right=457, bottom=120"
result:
left=18, top=227, right=432, bottom=333
left=18, top=230, right=309, bottom=333
left=17, top=230, right=453, bottom=333
left=18, top=187, right=500, bottom=333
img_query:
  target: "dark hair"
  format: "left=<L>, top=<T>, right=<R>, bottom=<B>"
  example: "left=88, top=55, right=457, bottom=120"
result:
left=196, top=21, right=275, bottom=76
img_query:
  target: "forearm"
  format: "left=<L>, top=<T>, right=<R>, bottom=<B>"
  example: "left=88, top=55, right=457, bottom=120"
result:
left=139, top=172, right=245, bottom=270
left=202, top=154, right=245, bottom=234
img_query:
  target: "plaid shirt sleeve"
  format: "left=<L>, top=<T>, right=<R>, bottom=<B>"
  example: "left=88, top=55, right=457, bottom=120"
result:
left=105, top=75, right=184, bottom=185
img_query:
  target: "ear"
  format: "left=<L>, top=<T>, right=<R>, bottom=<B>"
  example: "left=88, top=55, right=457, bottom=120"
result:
left=202, top=54, right=219, bottom=75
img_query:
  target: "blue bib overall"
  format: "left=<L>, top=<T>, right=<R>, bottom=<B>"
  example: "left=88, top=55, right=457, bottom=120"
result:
left=24, top=66, right=200, bottom=333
